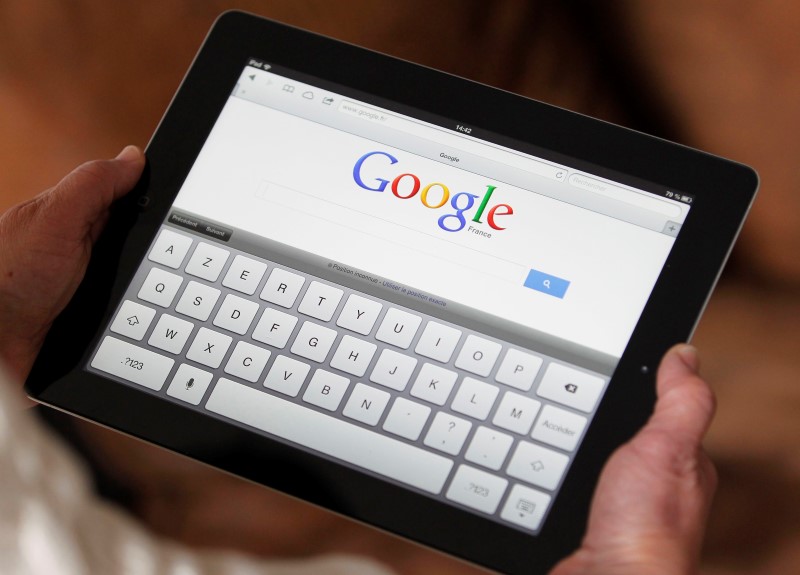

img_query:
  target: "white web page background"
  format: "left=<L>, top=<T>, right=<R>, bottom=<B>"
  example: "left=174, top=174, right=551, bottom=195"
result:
left=173, top=96, right=674, bottom=358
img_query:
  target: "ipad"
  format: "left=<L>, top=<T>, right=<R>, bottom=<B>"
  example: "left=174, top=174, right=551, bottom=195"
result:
left=26, top=11, right=757, bottom=574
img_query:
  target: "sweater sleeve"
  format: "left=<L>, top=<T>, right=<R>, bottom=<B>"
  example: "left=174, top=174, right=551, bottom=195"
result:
left=0, top=365, right=394, bottom=575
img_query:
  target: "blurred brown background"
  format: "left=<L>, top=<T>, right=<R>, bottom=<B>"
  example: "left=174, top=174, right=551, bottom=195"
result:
left=2, top=1, right=799, bottom=574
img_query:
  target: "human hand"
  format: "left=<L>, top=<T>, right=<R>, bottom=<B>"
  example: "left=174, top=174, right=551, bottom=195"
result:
left=0, top=146, right=145, bottom=387
left=551, top=344, right=717, bottom=575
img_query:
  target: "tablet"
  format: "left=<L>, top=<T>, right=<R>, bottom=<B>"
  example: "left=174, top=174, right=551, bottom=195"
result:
left=26, top=11, right=757, bottom=574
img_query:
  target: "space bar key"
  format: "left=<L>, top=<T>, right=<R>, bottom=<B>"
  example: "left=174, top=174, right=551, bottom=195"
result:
left=205, top=378, right=453, bottom=494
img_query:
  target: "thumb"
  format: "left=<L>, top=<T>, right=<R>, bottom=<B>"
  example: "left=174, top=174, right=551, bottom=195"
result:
left=37, top=145, right=145, bottom=244
left=550, top=346, right=718, bottom=575
left=648, top=344, right=716, bottom=447
left=0, top=146, right=145, bottom=383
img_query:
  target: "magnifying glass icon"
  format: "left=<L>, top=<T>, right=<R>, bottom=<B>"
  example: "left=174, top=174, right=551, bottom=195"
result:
left=524, top=269, right=570, bottom=298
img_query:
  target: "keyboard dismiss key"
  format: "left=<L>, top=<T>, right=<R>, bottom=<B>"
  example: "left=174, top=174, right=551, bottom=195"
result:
left=90, top=336, right=175, bottom=391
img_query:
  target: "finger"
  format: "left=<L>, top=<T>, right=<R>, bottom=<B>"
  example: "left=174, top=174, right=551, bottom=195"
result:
left=37, top=146, right=145, bottom=243
left=648, top=344, right=716, bottom=448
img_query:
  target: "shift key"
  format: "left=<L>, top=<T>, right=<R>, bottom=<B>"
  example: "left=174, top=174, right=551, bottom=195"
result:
left=91, top=336, right=175, bottom=391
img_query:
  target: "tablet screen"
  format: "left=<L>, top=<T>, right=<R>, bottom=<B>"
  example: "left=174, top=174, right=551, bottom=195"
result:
left=87, top=58, right=691, bottom=533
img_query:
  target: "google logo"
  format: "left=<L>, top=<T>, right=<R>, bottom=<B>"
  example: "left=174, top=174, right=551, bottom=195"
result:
left=352, top=151, right=514, bottom=233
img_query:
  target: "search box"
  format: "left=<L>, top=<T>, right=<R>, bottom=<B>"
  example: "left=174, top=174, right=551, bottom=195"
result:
left=255, top=180, right=528, bottom=285
left=568, top=174, right=681, bottom=218
left=338, top=101, right=568, bottom=183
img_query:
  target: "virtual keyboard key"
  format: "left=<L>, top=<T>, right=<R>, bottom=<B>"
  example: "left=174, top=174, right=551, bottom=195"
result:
left=185, top=327, right=232, bottom=369
left=500, top=485, right=551, bottom=531
left=222, top=255, right=268, bottom=295
left=382, top=397, right=431, bottom=441
left=369, top=349, right=418, bottom=391
left=455, top=334, right=502, bottom=377
left=148, top=228, right=193, bottom=269
left=138, top=267, right=183, bottom=308
left=291, top=321, right=338, bottom=363
left=302, top=369, right=350, bottom=411
left=213, top=294, right=259, bottom=335
left=506, top=441, right=569, bottom=490
left=446, top=465, right=507, bottom=515
left=166, top=363, right=213, bottom=405
left=224, top=341, right=271, bottom=383
left=536, top=363, right=605, bottom=413
left=109, top=300, right=156, bottom=341
left=175, top=281, right=221, bottom=321
left=298, top=281, right=343, bottom=321
left=252, top=307, right=298, bottom=348
left=206, top=378, right=453, bottom=494
left=492, top=391, right=541, bottom=435
left=531, top=405, right=587, bottom=452
left=451, top=377, right=499, bottom=421
left=410, top=363, right=458, bottom=406
left=495, top=348, right=543, bottom=391
left=91, top=336, right=174, bottom=391
left=464, top=426, right=514, bottom=471
left=375, top=308, right=422, bottom=349
left=185, top=241, right=230, bottom=282
left=336, top=294, right=382, bottom=335
left=260, top=267, right=305, bottom=308
left=147, top=313, right=194, bottom=354
left=414, top=321, right=461, bottom=363
left=264, top=355, right=311, bottom=397
left=424, top=412, right=472, bottom=456
left=329, top=335, right=377, bottom=377
left=343, top=383, right=391, bottom=426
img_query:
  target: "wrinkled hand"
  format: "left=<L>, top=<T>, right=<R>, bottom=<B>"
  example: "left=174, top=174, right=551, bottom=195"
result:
left=551, top=344, right=717, bottom=575
left=0, top=146, right=144, bottom=386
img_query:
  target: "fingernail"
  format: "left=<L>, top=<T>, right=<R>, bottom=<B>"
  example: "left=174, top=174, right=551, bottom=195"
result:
left=115, top=145, right=141, bottom=162
left=675, top=344, right=700, bottom=373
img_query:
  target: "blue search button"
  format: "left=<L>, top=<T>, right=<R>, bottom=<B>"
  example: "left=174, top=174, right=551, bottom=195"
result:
left=524, top=269, right=571, bottom=299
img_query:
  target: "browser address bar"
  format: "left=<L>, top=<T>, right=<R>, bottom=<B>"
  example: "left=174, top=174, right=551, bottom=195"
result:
left=338, top=101, right=568, bottom=183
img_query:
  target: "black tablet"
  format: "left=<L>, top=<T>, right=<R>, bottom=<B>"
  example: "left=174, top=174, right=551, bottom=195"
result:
left=26, top=11, right=757, bottom=574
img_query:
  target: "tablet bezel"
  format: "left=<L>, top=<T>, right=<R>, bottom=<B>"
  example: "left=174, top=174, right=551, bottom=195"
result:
left=26, top=11, right=757, bottom=574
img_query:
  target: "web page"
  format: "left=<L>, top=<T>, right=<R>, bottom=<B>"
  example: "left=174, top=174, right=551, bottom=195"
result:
left=173, top=67, right=685, bottom=359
